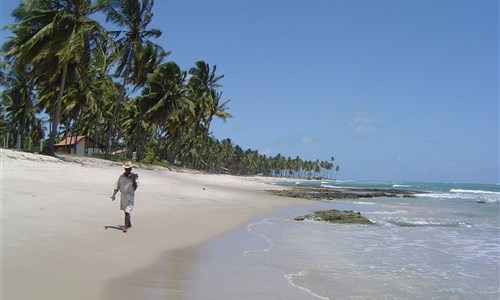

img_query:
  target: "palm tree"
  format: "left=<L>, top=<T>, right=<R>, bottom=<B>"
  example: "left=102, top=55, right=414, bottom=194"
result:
left=0, top=62, right=38, bottom=149
left=322, top=160, right=333, bottom=179
left=141, top=61, right=187, bottom=162
left=313, top=159, right=321, bottom=179
left=206, top=89, right=232, bottom=133
left=100, top=0, right=165, bottom=157
left=183, top=61, right=231, bottom=168
left=1, top=59, right=47, bottom=148
left=61, top=52, right=117, bottom=153
left=124, top=42, right=168, bottom=158
left=77, top=73, right=117, bottom=145
left=4, top=0, right=109, bottom=155
left=187, top=61, right=228, bottom=127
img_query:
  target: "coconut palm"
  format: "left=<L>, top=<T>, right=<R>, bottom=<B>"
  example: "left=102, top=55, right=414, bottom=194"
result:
left=207, top=89, right=232, bottom=133
left=141, top=61, right=188, bottom=162
left=187, top=61, right=228, bottom=131
left=182, top=61, right=231, bottom=168
left=99, top=0, right=166, bottom=157
left=0, top=62, right=38, bottom=149
left=115, top=41, right=168, bottom=158
left=4, top=0, right=109, bottom=155
left=61, top=55, right=117, bottom=152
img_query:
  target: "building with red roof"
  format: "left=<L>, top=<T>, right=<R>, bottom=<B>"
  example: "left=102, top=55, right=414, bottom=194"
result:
left=54, top=136, right=105, bottom=156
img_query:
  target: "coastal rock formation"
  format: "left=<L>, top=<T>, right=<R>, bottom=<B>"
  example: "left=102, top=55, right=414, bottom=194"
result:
left=265, top=185, right=419, bottom=200
left=295, top=209, right=373, bottom=224
left=266, top=185, right=420, bottom=225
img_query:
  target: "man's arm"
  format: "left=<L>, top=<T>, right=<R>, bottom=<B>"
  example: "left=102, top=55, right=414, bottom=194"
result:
left=111, top=189, right=118, bottom=200
left=111, top=175, right=122, bottom=200
left=131, top=177, right=138, bottom=191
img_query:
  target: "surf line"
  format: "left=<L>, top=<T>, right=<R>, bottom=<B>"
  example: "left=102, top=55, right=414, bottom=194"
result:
left=285, top=270, right=330, bottom=300
left=244, top=218, right=275, bottom=256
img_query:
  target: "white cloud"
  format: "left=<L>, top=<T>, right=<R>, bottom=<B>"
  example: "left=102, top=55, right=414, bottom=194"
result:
left=348, top=112, right=386, bottom=135
left=300, top=135, right=313, bottom=144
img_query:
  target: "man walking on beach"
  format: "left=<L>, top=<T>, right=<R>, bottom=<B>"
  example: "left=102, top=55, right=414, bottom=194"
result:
left=111, top=161, right=138, bottom=233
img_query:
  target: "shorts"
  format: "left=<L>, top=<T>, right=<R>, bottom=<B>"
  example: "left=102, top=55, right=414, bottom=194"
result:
left=120, top=196, right=134, bottom=213
left=124, top=203, right=134, bottom=214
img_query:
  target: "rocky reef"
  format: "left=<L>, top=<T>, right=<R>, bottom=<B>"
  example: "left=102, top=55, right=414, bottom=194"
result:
left=265, top=184, right=422, bottom=225
left=265, top=185, right=420, bottom=200
left=295, top=209, right=373, bottom=224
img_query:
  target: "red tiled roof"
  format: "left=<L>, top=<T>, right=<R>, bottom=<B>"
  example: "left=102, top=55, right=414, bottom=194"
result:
left=54, top=136, right=87, bottom=146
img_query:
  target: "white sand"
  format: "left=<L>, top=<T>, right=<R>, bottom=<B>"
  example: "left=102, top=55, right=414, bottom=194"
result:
left=1, top=149, right=310, bottom=300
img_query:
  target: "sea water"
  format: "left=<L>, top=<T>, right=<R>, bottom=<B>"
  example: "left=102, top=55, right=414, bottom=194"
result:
left=188, top=181, right=500, bottom=300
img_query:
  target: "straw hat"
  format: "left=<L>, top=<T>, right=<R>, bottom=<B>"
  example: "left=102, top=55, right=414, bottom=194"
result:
left=122, top=161, right=136, bottom=169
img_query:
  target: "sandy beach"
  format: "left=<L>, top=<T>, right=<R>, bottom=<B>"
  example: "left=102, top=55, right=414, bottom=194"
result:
left=1, top=149, right=311, bottom=300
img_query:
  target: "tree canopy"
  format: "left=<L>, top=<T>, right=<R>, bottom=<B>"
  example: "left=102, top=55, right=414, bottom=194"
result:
left=0, top=0, right=340, bottom=179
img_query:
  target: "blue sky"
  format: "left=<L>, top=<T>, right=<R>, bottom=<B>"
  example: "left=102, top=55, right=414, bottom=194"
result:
left=1, top=0, right=499, bottom=183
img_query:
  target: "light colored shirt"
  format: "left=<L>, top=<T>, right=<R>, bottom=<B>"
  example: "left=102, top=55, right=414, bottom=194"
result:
left=115, top=173, right=138, bottom=202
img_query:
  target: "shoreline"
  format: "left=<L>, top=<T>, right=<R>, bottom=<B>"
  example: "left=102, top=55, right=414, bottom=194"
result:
left=1, top=149, right=313, bottom=300
left=103, top=202, right=333, bottom=300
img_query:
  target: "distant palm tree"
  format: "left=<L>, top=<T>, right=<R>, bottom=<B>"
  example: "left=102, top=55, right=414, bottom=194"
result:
left=100, top=0, right=165, bottom=157
left=206, top=89, right=232, bottom=134
left=183, top=61, right=229, bottom=168
left=126, top=42, right=169, bottom=158
left=323, top=161, right=333, bottom=179
left=187, top=61, right=225, bottom=130
left=143, top=61, right=187, bottom=162
left=335, top=165, right=340, bottom=181
left=1, top=63, right=37, bottom=149
left=330, top=156, right=336, bottom=179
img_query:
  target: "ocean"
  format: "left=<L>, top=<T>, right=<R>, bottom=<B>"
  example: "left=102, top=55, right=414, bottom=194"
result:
left=185, top=181, right=500, bottom=299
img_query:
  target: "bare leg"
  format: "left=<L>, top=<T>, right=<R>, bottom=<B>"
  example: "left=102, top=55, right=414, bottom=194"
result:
left=123, top=212, right=130, bottom=232
left=125, top=213, right=132, bottom=228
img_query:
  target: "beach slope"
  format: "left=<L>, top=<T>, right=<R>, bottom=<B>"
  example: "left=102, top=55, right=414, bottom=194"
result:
left=1, top=149, right=309, bottom=300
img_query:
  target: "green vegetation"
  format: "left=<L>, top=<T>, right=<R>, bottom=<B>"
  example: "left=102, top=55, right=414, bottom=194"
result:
left=295, top=210, right=373, bottom=224
left=0, top=0, right=339, bottom=178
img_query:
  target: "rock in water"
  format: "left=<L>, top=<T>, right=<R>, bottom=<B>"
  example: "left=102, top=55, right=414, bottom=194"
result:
left=294, top=209, right=373, bottom=224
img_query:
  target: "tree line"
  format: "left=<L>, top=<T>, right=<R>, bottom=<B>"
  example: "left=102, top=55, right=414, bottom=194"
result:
left=0, top=0, right=340, bottom=179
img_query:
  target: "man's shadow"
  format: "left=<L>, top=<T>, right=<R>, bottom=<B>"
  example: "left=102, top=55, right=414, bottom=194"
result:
left=104, top=225, right=124, bottom=231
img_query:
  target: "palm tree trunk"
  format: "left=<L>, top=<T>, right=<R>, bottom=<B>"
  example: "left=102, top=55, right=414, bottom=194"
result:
left=104, top=90, right=122, bottom=158
left=20, top=95, right=28, bottom=150
left=44, top=62, right=68, bottom=156
left=105, top=65, right=131, bottom=159
left=128, top=114, right=143, bottom=158
left=64, top=120, right=70, bottom=153
left=69, top=106, right=85, bottom=154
